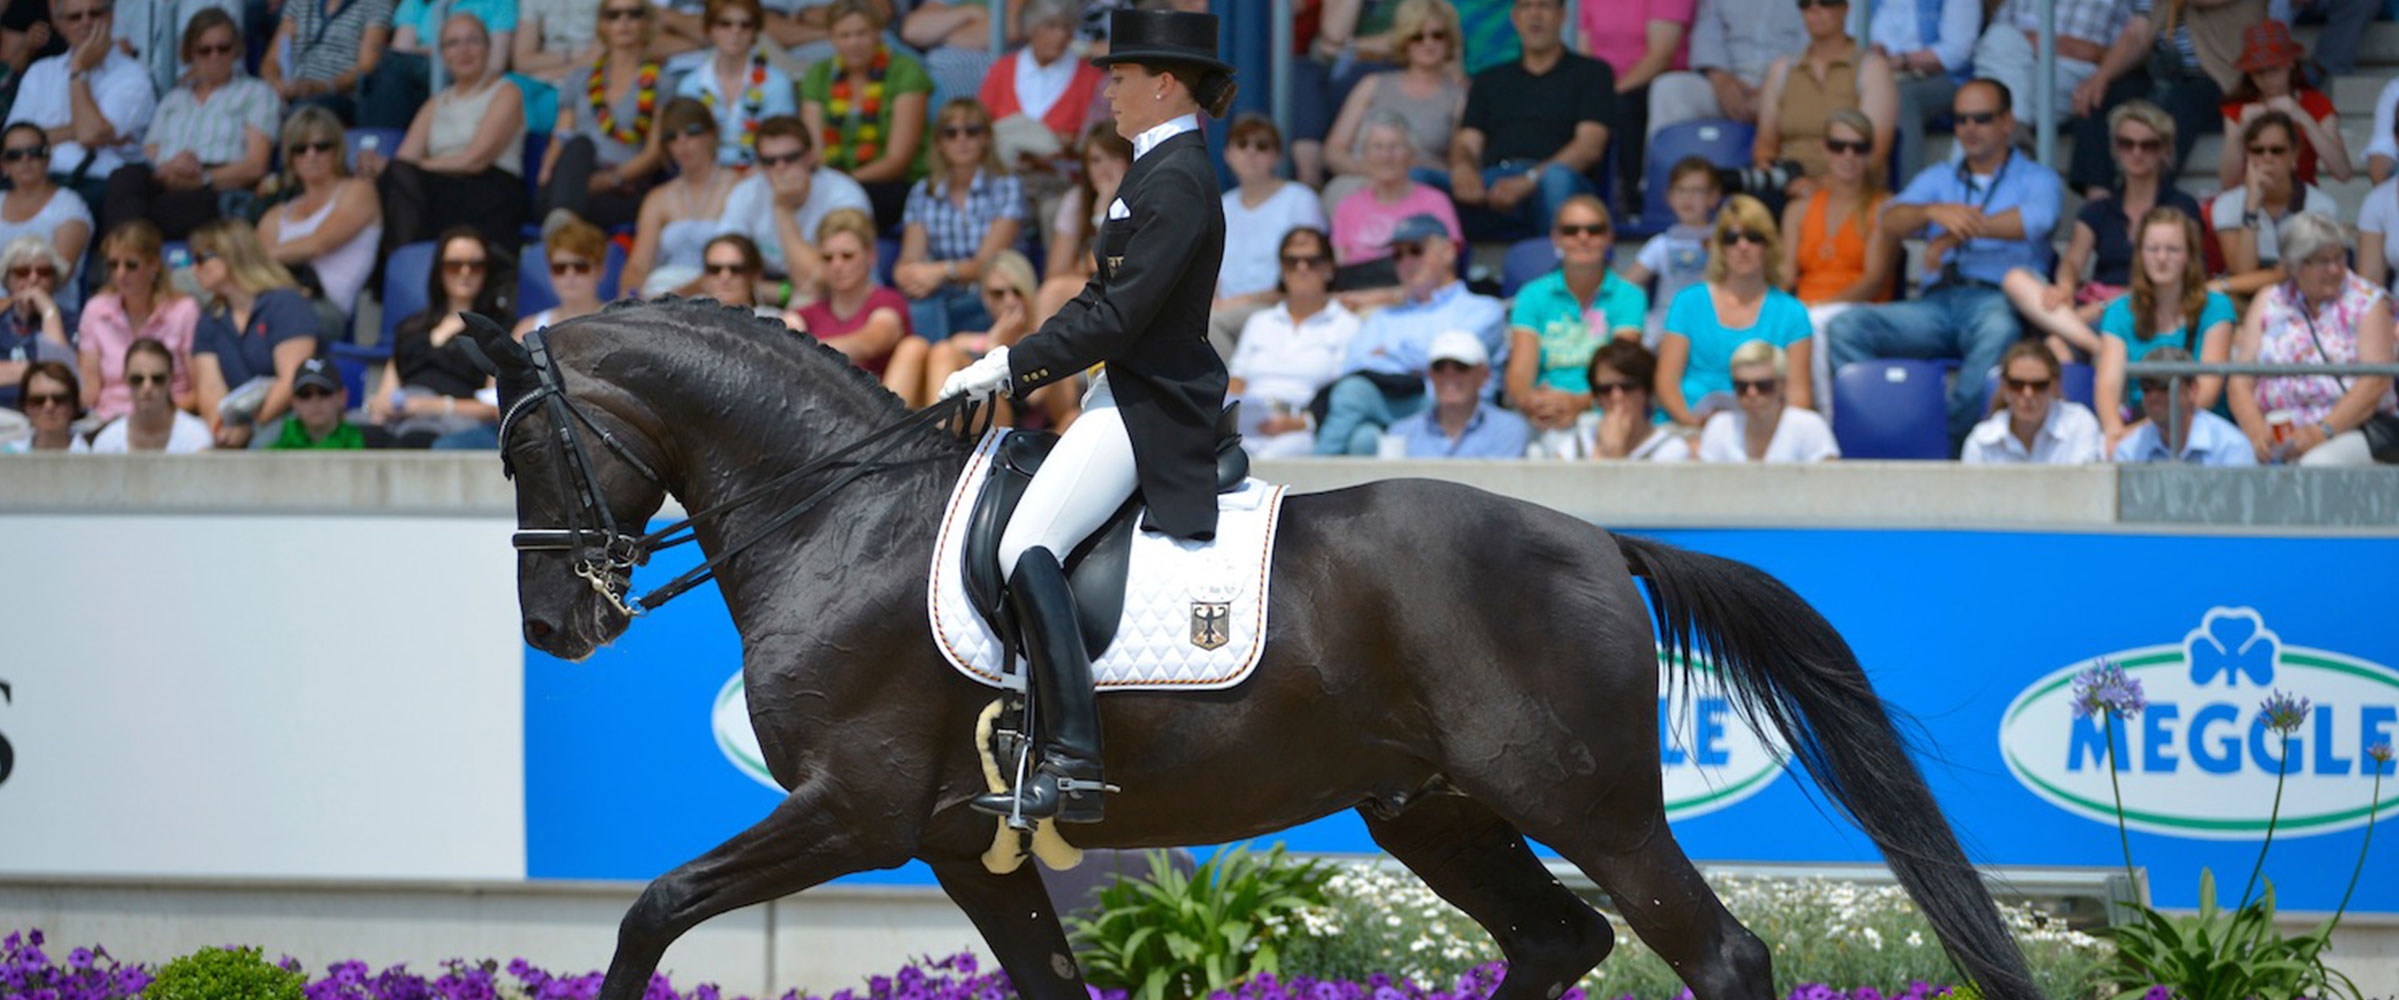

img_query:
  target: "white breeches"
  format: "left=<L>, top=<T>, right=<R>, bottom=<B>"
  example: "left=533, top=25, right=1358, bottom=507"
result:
left=998, top=375, right=1139, bottom=580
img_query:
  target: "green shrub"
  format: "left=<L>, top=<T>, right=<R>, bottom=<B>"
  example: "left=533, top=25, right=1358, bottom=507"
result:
left=144, top=946, right=305, bottom=1000
left=1067, top=843, right=1334, bottom=1000
left=2098, top=870, right=2357, bottom=1000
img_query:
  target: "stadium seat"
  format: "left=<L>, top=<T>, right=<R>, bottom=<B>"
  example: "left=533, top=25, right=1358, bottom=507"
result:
left=346, top=128, right=403, bottom=173
left=380, top=241, right=438, bottom=346
left=1832, top=360, right=1951, bottom=459
left=1979, top=361, right=2097, bottom=414
left=1501, top=237, right=1557, bottom=298
left=325, top=345, right=380, bottom=403
left=517, top=241, right=627, bottom=316
left=520, top=131, right=551, bottom=235
left=1629, top=119, right=1754, bottom=237
left=876, top=236, right=902, bottom=286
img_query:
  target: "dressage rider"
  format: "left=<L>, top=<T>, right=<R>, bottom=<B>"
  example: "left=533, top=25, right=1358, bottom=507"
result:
left=938, top=8, right=1236, bottom=825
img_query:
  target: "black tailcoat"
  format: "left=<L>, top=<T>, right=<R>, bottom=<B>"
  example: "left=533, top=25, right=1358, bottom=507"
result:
left=1005, top=127, right=1229, bottom=540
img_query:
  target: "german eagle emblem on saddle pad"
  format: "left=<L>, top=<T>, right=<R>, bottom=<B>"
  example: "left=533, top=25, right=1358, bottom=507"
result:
left=929, top=429, right=1287, bottom=691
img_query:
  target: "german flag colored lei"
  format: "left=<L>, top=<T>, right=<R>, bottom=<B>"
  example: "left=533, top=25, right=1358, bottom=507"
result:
left=824, top=46, right=889, bottom=169
left=699, top=53, right=770, bottom=164
left=587, top=56, right=661, bottom=147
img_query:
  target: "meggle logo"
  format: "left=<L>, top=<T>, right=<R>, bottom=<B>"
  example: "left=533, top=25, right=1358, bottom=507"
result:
left=1657, top=656, right=1787, bottom=821
left=2000, top=608, right=2399, bottom=840
left=714, top=674, right=783, bottom=792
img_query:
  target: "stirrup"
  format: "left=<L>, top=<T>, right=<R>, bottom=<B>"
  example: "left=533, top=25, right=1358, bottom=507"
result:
left=970, top=767, right=1118, bottom=828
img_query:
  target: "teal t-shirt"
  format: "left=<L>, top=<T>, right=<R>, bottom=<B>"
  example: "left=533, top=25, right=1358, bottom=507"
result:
left=1456, top=0, right=1520, bottom=75
left=2097, top=290, right=2237, bottom=409
left=1663, top=283, right=1811, bottom=407
left=394, top=0, right=518, bottom=38
left=1507, top=269, right=1647, bottom=393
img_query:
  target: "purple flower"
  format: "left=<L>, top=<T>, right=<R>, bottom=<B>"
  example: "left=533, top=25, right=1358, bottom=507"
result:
left=2072, top=661, right=2148, bottom=719
left=2368, top=742, right=2393, bottom=765
left=2256, top=690, right=2311, bottom=734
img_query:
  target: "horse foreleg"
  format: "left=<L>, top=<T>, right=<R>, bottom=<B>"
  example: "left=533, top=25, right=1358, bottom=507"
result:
left=1361, top=798, right=1614, bottom=1000
left=595, top=780, right=919, bottom=1000
left=927, top=859, right=1090, bottom=1000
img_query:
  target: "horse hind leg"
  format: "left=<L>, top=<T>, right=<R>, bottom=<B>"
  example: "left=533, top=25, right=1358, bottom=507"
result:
left=1538, top=812, right=1774, bottom=1000
left=1360, top=797, right=1613, bottom=1000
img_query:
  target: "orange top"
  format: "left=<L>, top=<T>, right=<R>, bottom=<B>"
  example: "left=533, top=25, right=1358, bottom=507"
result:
left=1794, top=188, right=1886, bottom=304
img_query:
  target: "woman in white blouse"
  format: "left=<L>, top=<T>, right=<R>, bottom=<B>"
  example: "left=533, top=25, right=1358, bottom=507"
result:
left=1228, top=227, right=1358, bottom=459
left=1695, top=339, right=1838, bottom=462
left=1962, top=340, right=2103, bottom=464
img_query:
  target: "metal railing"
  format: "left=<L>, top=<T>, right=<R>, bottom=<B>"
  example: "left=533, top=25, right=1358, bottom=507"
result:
left=2124, top=361, right=2399, bottom=459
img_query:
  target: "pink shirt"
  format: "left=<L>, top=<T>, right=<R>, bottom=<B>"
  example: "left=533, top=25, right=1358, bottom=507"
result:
left=1580, top=0, right=1696, bottom=78
left=796, top=286, right=912, bottom=375
left=1331, top=183, right=1464, bottom=265
left=76, top=293, right=201, bottom=422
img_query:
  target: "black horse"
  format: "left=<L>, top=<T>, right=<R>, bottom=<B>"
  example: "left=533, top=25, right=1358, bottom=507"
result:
left=471, top=300, right=2045, bottom=1000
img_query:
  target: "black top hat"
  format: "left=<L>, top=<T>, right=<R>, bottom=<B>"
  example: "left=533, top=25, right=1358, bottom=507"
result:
left=1092, top=9, right=1231, bottom=74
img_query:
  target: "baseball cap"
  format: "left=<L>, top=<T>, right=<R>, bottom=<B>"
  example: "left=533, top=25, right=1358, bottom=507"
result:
left=1426, top=330, right=1488, bottom=368
left=1385, top=213, right=1451, bottom=249
left=293, top=356, right=343, bottom=394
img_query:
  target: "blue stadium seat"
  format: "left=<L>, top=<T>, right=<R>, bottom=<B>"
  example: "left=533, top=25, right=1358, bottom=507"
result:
left=520, top=131, right=551, bottom=235
left=876, top=236, right=901, bottom=286
left=1832, top=360, right=1951, bottom=459
left=1629, top=119, right=1754, bottom=237
left=1979, top=360, right=2097, bottom=414
left=517, top=241, right=627, bottom=316
left=380, top=241, right=438, bottom=346
left=1500, top=237, right=1557, bottom=298
left=346, top=128, right=403, bottom=173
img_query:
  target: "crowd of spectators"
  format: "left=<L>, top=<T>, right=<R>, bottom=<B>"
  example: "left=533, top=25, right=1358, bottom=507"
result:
left=0, top=0, right=2392, bottom=467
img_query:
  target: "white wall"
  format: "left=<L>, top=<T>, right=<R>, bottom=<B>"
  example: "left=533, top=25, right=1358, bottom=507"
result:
left=0, top=514, right=526, bottom=880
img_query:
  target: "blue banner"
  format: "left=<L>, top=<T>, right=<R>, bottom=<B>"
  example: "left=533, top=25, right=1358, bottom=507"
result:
left=526, top=525, right=2399, bottom=914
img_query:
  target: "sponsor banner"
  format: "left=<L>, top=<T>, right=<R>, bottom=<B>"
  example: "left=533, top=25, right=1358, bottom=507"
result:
left=0, top=514, right=527, bottom=880
left=528, top=526, right=2398, bottom=914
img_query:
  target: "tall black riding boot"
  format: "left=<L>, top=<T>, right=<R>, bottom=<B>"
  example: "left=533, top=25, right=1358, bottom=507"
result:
left=970, top=546, right=1111, bottom=825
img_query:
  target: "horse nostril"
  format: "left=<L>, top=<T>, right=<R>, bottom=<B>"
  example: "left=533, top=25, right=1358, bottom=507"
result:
left=525, top=618, right=555, bottom=642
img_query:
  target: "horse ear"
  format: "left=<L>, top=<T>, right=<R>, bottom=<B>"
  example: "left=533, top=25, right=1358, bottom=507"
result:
left=458, top=311, right=527, bottom=377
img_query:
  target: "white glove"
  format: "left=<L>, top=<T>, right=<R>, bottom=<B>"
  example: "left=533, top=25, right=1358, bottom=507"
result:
left=939, top=345, right=1013, bottom=401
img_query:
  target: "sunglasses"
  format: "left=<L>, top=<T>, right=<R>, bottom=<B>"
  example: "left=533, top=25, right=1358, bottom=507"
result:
left=106, top=257, right=145, bottom=272
left=756, top=149, right=806, bottom=168
left=1392, top=242, right=1431, bottom=259
left=1556, top=222, right=1610, bottom=238
left=9, top=265, right=55, bottom=281
left=982, top=285, right=1018, bottom=298
left=293, top=386, right=337, bottom=401
left=550, top=259, right=593, bottom=276
left=676, top=120, right=715, bottom=138
left=940, top=125, right=988, bottom=139
left=193, top=250, right=221, bottom=264
left=293, top=139, right=340, bottom=156
left=2003, top=375, right=2053, bottom=393
left=441, top=258, right=487, bottom=274
left=1, top=146, right=48, bottom=163
left=2248, top=143, right=2290, bottom=157
left=1231, top=140, right=1277, bottom=152
left=705, top=262, right=750, bottom=276
left=1429, top=360, right=1475, bottom=373
left=126, top=372, right=170, bottom=387
left=1954, top=110, right=2002, bottom=126
left=2136, top=380, right=2175, bottom=396
left=2114, top=135, right=2164, bottom=153
left=1719, top=228, right=1770, bottom=247
left=1824, top=138, right=1869, bottom=156
left=1592, top=380, right=1641, bottom=397
left=24, top=391, right=71, bottom=408
left=1280, top=253, right=1332, bottom=269
left=1410, top=29, right=1447, bottom=42
left=1733, top=377, right=1779, bottom=395
left=601, top=5, right=648, bottom=19
left=1795, top=0, right=1847, bottom=8
left=712, top=17, right=755, bottom=29
left=191, top=41, right=235, bottom=57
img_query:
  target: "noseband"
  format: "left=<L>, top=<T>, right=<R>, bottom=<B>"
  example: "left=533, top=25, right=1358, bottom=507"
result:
left=497, top=327, right=981, bottom=619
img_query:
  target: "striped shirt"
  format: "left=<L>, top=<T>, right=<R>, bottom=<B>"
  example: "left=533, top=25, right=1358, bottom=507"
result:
left=1993, top=0, right=2131, bottom=43
left=904, top=169, right=1026, bottom=263
left=149, top=76, right=282, bottom=165
left=2131, top=0, right=2201, bottom=72
left=284, top=0, right=396, bottom=83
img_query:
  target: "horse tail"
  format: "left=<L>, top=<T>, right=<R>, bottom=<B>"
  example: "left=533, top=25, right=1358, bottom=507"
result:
left=1612, top=532, right=2045, bottom=1000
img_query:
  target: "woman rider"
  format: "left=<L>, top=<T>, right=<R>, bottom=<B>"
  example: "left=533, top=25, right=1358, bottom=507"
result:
left=938, top=8, right=1237, bottom=825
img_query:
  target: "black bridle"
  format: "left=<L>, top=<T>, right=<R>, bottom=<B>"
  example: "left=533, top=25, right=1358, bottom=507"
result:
left=498, top=327, right=979, bottom=618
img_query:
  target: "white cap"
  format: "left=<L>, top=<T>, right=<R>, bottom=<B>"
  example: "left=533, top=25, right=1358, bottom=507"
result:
left=1426, top=330, right=1489, bottom=368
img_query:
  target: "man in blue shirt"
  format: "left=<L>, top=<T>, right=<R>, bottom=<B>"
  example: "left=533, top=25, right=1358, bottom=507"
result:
left=1381, top=329, right=1530, bottom=458
left=2112, top=348, right=2257, bottom=466
left=1826, top=78, right=2060, bottom=449
left=1313, top=215, right=1507, bottom=455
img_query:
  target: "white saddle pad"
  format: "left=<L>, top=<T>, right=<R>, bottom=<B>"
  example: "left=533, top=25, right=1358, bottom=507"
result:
left=928, top=429, right=1287, bottom=692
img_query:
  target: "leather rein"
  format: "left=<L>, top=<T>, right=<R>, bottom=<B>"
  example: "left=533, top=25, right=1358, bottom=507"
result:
left=495, top=328, right=981, bottom=618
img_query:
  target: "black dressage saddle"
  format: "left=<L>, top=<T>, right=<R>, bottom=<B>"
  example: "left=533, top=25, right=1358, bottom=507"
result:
left=962, top=404, right=1250, bottom=662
